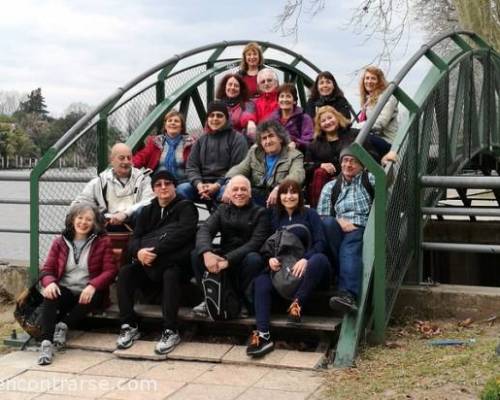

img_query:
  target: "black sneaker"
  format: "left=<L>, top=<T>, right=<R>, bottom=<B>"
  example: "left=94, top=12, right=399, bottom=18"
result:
left=329, top=292, right=358, bottom=314
left=246, top=330, right=274, bottom=357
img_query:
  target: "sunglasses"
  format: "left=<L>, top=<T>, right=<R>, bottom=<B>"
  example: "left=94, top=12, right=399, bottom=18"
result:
left=154, top=180, right=174, bottom=188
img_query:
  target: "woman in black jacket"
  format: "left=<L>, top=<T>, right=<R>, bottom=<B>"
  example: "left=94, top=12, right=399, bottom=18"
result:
left=191, top=175, right=271, bottom=316
left=304, top=71, right=353, bottom=121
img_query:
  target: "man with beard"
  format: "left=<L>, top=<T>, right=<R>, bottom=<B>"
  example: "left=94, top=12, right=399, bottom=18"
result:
left=72, top=143, right=154, bottom=230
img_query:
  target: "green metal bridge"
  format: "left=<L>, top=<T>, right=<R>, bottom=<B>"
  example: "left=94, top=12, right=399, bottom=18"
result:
left=28, top=33, right=500, bottom=367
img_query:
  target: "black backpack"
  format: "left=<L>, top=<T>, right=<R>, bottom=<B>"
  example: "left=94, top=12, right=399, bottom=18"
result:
left=330, top=170, right=374, bottom=216
left=202, top=271, right=241, bottom=321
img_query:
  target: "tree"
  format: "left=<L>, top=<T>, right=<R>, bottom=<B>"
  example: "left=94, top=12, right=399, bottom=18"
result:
left=63, top=102, right=92, bottom=117
left=0, top=122, right=36, bottom=160
left=18, top=88, right=49, bottom=117
left=0, top=91, right=25, bottom=116
left=275, top=0, right=499, bottom=67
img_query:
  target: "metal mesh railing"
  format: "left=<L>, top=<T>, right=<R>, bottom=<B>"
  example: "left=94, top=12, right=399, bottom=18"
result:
left=37, top=124, right=98, bottom=264
left=30, top=40, right=321, bottom=272
left=381, top=34, right=500, bottom=325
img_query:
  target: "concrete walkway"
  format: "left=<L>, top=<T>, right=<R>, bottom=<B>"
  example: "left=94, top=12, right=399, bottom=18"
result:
left=0, top=346, right=329, bottom=400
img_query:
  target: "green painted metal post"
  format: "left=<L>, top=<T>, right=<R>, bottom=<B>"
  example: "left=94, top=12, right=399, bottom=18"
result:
left=350, top=144, right=387, bottom=342
left=29, top=171, right=40, bottom=284
left=29, top=148, right=58, bottom=284
left=97, top=114, right=108, bottom=174
left=155, top=80, right=166, bottom=135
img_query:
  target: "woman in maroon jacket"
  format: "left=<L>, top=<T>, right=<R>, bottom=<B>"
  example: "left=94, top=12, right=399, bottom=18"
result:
left=38, top=204, right=117, bottom=365
left=133, top=110, right=196, bottom=183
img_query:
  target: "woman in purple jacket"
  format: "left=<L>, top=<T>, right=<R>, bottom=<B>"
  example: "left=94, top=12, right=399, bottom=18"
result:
left=269, top=83, right=314, bottom=153
left=38, top=204, right=117, bottom=365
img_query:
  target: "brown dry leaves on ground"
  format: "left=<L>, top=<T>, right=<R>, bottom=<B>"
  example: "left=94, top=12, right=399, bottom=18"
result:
left=321, top=318, right=500, bottom=400
left=0, top=302, right=20, bottom=354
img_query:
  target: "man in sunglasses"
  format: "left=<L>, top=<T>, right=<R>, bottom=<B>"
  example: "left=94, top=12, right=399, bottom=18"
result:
left=116, top=169, right=198, bottom=355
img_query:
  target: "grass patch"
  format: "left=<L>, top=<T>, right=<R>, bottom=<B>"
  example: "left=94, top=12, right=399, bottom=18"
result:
left=322, top=320, right=500, bottom=399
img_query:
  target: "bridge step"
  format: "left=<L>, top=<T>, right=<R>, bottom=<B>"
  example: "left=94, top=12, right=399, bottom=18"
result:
left=92, top=304, right=342, bottom=333
left=65, top=331, right=327, bottom=370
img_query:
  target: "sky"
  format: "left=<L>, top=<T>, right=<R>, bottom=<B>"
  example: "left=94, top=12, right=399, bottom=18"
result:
left=0, top=0, right=429, bottom=117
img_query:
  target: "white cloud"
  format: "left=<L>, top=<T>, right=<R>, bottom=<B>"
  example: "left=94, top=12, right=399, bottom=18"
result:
left=0, top=0, right=426, bottom=116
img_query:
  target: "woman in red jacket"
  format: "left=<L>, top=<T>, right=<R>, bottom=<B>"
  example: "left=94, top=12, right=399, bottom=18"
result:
left=133, top=110, right=196, bottom=183
left=37, top=204, right=117, bottom=365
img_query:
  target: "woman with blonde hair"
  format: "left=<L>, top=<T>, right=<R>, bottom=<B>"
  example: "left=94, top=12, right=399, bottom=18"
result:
left=238, top=42, right=264, bottom=98
left=357, top=66, right=399, bottom=155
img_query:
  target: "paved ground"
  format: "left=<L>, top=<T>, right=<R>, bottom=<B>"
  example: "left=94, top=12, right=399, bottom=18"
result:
left=0, top=347, right=329, bottom=400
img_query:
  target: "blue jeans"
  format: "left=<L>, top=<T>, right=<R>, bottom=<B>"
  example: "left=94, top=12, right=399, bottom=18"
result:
left=176, top=182, right=224, bottom=206
left=253, top=253, right=331, bottom=332
left=322, top=216, right=364, bottom=298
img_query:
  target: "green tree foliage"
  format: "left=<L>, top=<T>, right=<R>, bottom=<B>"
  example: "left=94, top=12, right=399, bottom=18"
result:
left=0, top=120, right=36, bottom=159
left=18, top=88, right=49, bottom=117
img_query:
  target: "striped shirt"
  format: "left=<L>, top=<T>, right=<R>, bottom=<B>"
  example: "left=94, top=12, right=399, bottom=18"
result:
left=316, top=172, right=375, bottom=227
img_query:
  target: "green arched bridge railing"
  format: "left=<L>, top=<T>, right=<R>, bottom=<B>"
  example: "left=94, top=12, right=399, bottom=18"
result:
left=28, top=34, right=499, bottom=368
left=29, top=41, right=321, bottom=279
left=334, top=30, right=500, bottom=366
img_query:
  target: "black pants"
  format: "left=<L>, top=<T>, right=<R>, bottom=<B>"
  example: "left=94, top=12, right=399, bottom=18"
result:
left=117, top=261, right=181, bottom=331
left=40, top=285, right=105, bottom=342
left=191, top=250, right=265, bottom=307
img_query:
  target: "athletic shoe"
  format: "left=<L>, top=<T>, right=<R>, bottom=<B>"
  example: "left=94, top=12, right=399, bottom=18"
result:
left=53, top=322, right=68, bottom=349
left=37, top=340, right=54, bottom=365
left=192, top=301, right=208, bottom=317
left=155, top=329, right=181, bottom=354
left=246, top=330, right=274, bottom=357
left=329, top=291, right=358, bottom=314
left=116, top=324, right=140, bottom=349
left=287, top=299, right=301, bottom=324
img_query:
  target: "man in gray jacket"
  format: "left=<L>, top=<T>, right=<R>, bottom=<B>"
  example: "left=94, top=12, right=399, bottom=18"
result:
left=72, top=143, right=154, bottom=229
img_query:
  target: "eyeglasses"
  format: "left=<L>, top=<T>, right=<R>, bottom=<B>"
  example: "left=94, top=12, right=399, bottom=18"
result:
left=154, top=180, right=174, bottom=188
left=259, top=78, right=275, bottom=84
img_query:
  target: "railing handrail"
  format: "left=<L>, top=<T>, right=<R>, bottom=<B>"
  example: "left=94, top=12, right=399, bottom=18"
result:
left=355, top=30, right=492, bottom=146
left=45, top=40, right=321, bottom=155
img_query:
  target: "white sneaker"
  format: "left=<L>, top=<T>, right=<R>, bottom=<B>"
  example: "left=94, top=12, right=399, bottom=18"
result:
left=38, top=340, right=54, bottom=365
left=53, top=322, right=68, bottom=349
left=192, top=301, right=208, bottom=317
left=116, top=324, right=140, bottom=349
left=155, top=329, right=181, bottom=354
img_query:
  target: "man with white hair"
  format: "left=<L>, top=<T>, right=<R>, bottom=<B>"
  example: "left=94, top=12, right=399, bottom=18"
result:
left=72, top=143, right=154, bottom=229
left=191, top=174, right=270, bottom=317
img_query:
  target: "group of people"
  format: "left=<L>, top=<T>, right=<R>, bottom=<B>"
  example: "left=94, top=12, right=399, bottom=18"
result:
left=35, top=42, right=398, bottom=365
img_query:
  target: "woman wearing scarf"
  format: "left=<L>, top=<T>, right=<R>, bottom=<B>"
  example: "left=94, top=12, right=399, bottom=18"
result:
left=133, top=110, right=195, bottom=183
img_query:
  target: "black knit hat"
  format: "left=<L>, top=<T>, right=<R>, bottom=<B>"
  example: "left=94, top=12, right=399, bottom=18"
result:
left=206, top=100, right=229, bottom=121
left=150, top=169, right=177, bottom=188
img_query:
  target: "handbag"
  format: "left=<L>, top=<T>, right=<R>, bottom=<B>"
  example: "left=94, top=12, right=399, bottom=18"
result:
left=262, top=224, right=312, bottom=299
left=13, top=283, right=45, bottom=339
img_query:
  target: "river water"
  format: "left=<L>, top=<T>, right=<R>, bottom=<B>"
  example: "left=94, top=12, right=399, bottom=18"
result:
left=0, top=172, right=30, bottom=261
